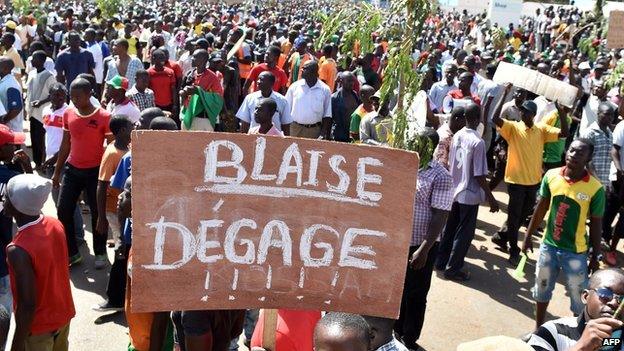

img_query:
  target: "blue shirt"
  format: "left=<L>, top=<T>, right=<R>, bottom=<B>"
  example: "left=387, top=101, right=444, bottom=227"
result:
left=99, top=41, right=110, bottom=58
left=55, top=48, right=95, bottom=89
left=123, top=218, right=133, bottom=245
left=111, top=152, right=131, bottom=190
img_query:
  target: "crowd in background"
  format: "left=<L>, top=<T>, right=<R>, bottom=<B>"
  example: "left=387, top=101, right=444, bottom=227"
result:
left=0, top=0, right=622, bottom=350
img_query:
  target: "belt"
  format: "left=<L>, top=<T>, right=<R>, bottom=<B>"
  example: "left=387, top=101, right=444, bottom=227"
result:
left=295, top=122, right=322, bottom=128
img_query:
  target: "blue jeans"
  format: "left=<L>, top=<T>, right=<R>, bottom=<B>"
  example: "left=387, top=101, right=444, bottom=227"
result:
left=44, top=166, right=84, bottom=239
left=532, top=243, right=588, bottom=315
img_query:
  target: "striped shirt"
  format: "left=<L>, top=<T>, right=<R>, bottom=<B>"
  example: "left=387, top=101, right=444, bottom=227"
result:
left=411, top=160, right=454, bottom=246
left=527, top=315, right=585, bottom=351
left=581, top=122, right=613, bottom=191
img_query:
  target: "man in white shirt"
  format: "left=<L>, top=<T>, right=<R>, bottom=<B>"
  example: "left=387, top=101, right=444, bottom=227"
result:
left=26, top=51, right=56, bottom=168
left=579, top=83, right=616, bottom=136
left=236, top=71, right=292, bottom=135
left=85, top=29, right=104, bottom=95
left=428, top=63, right=457, bottom=113
left=285, top=61, right=332, bottom=139
left=105, top=76, right=141, bottom=125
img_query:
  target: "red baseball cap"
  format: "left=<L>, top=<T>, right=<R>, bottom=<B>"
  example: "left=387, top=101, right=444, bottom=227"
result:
left=0, top=124, right=25, bottom=146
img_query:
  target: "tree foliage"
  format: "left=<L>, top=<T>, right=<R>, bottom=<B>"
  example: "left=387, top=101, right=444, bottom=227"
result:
left=95, top=0, right=125, bottom=19
left=314, top=0, right=432, bottom=152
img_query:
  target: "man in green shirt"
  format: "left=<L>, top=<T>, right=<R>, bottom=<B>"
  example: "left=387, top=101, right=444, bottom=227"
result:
left=542, top=109, right=573, bottom=170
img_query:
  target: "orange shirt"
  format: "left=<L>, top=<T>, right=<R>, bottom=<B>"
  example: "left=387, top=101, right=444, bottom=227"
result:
left=281, top=41, right=293, bottom=56
left=278, top=53, right=287, bottom=71
left=319, top=58, right=338, bottom=92
left=98, top=144, right=126, bottom=212
left=288, top=52, right=312, bottom=85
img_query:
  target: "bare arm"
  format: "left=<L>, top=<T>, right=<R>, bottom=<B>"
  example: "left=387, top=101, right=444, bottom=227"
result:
left=492, top=83, right=513, bottom=128
left=410, top=208, right=449, bottom=270
left=8, top=246, right=36, bottom=351
left=240, top=121, right=250, bottom=134
left=589, top=216, right=603, bottom=272
left=3, top=107, right=22, bottom=123
left=556, top=102, right=570, bottom=138
left=96, top=180, right=109, bottom=235
left=321, top=117, right=332, bottom=140
left=611, top=145, right=622, bottom=175
left=523, top=196, right=551, bottom=253
left=52, top=130, right=71, bottom=188
left=242, top=78, right=252, bottom=96
left=476, top=175, right=499, bottom=212
left=281, top=123, right=290, bottom=136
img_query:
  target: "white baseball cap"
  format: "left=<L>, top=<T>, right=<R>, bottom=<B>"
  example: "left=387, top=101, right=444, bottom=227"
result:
left=6, top=174, right=51, bottom=216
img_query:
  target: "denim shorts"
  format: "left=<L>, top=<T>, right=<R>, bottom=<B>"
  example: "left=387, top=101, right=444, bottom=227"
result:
left=532, top=243, right=588, bottom=315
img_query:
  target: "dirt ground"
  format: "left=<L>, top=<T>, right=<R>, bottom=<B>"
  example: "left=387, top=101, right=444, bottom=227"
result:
left=9, top=131, right=618, bottom=350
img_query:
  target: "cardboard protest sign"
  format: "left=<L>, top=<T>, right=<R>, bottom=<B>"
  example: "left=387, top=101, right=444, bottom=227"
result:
left=130, top=131, right=419, bottom=318
left=493, top=61, right=579, bottom=108
left=607, top=11, right=624, bottom=49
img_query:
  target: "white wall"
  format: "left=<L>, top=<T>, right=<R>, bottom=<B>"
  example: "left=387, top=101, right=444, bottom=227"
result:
left=439, top=1, right=624, bottom=18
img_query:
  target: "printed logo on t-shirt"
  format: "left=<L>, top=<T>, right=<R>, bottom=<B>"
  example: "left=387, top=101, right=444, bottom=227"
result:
left=87, top=119, right=99, bottom=128
left=576, top=192, right=589, bottom=202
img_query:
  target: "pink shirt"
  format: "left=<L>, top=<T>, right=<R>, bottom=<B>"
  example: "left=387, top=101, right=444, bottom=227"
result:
left=248, top=125, right=284, bottom=137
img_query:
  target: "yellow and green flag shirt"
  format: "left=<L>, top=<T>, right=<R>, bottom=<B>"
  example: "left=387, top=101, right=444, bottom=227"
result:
left=540, top=167, right=605, bottom=253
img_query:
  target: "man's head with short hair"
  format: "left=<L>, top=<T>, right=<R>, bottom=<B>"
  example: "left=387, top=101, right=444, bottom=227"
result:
left=464, top=103, right=481, bottom=129
left=70, top=78, right=94, bottom=110
left=109, top=114, right=134, bottom=137
left=359, top=84, right=375, bottom=105
left=114, top=38, right=129, bottom=54
left=257, top=71, right=276, bottom=93
left=1, top=33, right=15, bottom=49
left=314, top=312, right=370, bottom=351
left=566, top=138, right=594, bottom=171
left=450, top=106, right=467, bottom=133
left=362, top=316, right=395, bottom=350
left=301, top=60, right=319, bottom=83
left=49, top=83, right=67, bottom=109
left=67, top=31, right=82, bottom=50
left=149, top=116, right=178, bottom=130
left=583, top=268, right=624, bottom=320
left=597, top=102, right=616, bottom=127
left=139, top=107, right=166, bottom=130
left=0, top=57, right=14, bottom=77
left=254, top=97, right=277, bottom=126
left=458, top=72, right=474, bottom=91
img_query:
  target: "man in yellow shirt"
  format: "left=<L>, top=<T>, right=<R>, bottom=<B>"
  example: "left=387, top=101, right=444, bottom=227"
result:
left=319, top=44, right=337, bottom=92
left=491, top=83, right=569, bottom=264
left=1, top=34, right=24, bottom=84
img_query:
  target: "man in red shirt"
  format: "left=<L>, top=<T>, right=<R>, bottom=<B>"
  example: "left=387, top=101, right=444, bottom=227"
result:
left=147, top=49, right=178, bottom=114
left=52, top=78, right=114, bottom=268
left=164, top=50, right=183, bottom=90
left=443, top=72, right=481, bottom=113
left=243, top=46, right=288, bottom=95
left=179, top=49, right=224, bottom=131
left=5, top=174, right=75, bottom=351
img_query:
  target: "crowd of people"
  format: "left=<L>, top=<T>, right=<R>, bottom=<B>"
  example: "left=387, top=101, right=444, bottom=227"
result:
left=0, top=0, right=623, bottom=350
